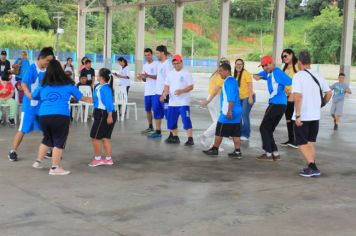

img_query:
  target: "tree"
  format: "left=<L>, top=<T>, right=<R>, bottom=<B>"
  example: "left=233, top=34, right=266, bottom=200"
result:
left=307, top=7, right=342, bottom=64
left=149, top=5, right=174, bottom=28
left=20, top=5, right=51, bottom=30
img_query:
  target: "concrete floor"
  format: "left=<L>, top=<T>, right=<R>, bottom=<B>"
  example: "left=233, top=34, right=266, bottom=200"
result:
left=0, top=78, right=356, bottom=236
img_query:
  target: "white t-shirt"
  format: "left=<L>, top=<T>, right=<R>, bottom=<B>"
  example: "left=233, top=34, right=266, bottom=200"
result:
left=118, top=66, right=131, bottom=87
left=155, top=59, right=173, bottom=95
left=165, top=69, right=193, bottom=107
left=292, top=69, right=330, bottom=121
left=143, top=61, right=158, bottom=96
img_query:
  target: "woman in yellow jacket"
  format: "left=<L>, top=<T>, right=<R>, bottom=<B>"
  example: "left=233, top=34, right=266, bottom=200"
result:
left=234, top=59, right=255, bottom=141
left=280, top=48, right=298, bottom=148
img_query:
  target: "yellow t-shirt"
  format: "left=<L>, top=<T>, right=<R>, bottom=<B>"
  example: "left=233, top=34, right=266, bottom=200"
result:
left=237, top=70, right=252, bottom=99
left=208, top=72, right=224, bottom=95
left=284, top=66, right=298, bottom=93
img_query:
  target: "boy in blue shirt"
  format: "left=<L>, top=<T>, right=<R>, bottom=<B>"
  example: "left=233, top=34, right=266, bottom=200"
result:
left=253, top=56, right=292, bottom=161
left=203, top=63, right=243, bottom=159
left=13, top=51, right=30, bottom=81
left=8, top=47, right=54, bottom=162
left=330, top=73, right=352, bottom=130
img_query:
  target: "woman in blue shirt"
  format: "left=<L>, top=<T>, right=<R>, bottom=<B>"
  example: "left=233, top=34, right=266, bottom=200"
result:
left=31, top=60, right=91, bottom=176
left=89, top=68, right=117, bottom=167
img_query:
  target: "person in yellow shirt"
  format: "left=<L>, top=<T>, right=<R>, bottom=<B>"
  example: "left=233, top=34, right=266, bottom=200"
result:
left=199, top=57, right=230, bottom=148
left=234, top=58, right=255, bottom=141
left=280, top=49, right=299, bottom=149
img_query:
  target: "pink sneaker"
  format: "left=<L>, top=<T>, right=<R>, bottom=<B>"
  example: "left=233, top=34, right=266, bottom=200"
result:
left=103, top=159, right=114, bottom=166
left=88, top=159, right=105, bottom=167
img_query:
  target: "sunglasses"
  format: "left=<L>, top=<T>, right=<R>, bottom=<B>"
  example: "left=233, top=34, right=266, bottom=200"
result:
left=282, top=54, right=289, bottom=59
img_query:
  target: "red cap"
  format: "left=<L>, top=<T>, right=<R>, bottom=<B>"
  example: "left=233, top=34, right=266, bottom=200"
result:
left=172, top=54, right=183, bottom=62
left=260, top=56, right=273, bottom=66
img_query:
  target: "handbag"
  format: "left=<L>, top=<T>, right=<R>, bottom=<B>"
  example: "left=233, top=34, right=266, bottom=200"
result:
left=304, top=69, right=326, bottom=108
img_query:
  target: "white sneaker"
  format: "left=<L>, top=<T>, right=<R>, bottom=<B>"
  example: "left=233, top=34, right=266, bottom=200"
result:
left=49, top=167, right=71, bottom=176
left=32, top=161, right=44, bottom=169
left=198, top=134, right=208, bottom=147
left=240, top=136, right=249, bottom=141
left=218, top=147, right=225, bottom=152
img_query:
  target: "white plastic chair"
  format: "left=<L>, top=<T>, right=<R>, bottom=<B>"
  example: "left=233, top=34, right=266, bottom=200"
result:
left=78, top=86, right=93, bottom=123
left=114, top=85, right=127, bottom=121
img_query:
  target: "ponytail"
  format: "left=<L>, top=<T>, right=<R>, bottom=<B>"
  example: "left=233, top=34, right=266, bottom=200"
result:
left=98, top=68, right=114, bottom=94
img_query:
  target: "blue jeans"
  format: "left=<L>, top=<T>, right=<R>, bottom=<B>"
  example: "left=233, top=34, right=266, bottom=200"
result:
left=240, top=96, right=255, bottom=138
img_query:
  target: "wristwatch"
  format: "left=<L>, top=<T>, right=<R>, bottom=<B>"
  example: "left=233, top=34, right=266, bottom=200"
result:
left=296, top=114, right=301, bottom=119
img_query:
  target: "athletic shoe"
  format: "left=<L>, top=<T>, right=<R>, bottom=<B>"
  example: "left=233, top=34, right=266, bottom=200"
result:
left=240, top=136, right=249, bottom=141
left=228, top=150, right=242, bottom=159
left=141, top=127, right=154, bottom=134
left=203, top=148, right=219, bottom=156
left=299, top=167, right=321, bottom=177
left=256, top=154, right=274, bottom=161
left=280, top=141, right=290, bottom=147
left=184, top=139, right=194, bottom=146
left=334, top=124, right=338, bottom=131
left=272, top=154, right=281, bottom=161
left=49, top=167, right=71, bottom=176
left=8, top=151, right=18, bottom=162
left=287, top=142, right=299, bottom=149
left=32, top=161, right=44, bottom=169
left=45, top=150, right=52, bottom=159
left=102, top=159, right=114, bottom=166
left=198, top=134, right=208, bottom=147
left=147, top=132, right=162, bottom=139
left=8, top=119, right=15, bottom=127
left=88, top=159, right=105, bottom=167
left=165, top=136, right=180, bottom=144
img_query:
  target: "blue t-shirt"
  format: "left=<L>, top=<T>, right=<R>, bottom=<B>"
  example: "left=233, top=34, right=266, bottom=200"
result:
left=22, top=63, right=46, bottom=113
left=14, top=59, right=30, bottom=79
left=93, top=84, right=115, bottom=112
left=330, top=82, right=350, bottom=103
left=257, top=67, right=292, bottom=105
left=218, top=76, right=242, bottom=124
left=32, top=84, right=83, bottom=116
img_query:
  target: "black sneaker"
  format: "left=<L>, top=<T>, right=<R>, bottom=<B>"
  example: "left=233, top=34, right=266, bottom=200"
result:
left=141, top=127, right=154, bottom=134
left=280, top=141, right=290, bottom=147
left=203, top=148, right=219, bottom=156
left=228, top=150, right=242, bottom=159
left=8, top=119, right=15, bottom=127
left=45, top=150, right=52, bottom=159
left=165, top=136, right=180, bottom=144
left=8, top=151, right=18, bottom=162
left=287, top=142, right=299, bottom=149
left=184, top=139, right=194, bottom=146
left=334, top=124, right=338, bottom=131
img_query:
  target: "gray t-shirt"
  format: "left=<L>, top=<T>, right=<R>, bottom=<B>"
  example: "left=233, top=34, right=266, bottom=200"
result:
left=330, top=82, right=349, bottom=103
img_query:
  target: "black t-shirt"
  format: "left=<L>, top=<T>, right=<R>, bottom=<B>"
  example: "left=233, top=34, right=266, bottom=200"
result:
left=80, top=68, right=95, bottom=82
left=0, top=60, right=11, bottom=73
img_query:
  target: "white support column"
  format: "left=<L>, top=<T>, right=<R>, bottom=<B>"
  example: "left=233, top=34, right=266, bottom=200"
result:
left=103, top=0, right=113, bottom=69
left=174, top=1, right=184, bottom=55
left=272, top=0, right=285, bottom=66
left=218, top=0, right=230, bottom=59
left=135, top=0, right=145, bottom=80
left=77, top=0, right=86, bottom=70
left=340, top=0, right=355, bottom=85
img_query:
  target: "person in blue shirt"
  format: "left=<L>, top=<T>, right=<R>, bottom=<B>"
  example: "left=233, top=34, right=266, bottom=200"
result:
left=253, top=56, right=292, bottom=161
left=203, top=63, right=243, bottom=159
left=31, top=60, right=91, bottom=176
left=13, top=51, right=30, bottom=81
left=89, top=68, right=118, bottom=167
left=8, top=47, right=54, bottom=162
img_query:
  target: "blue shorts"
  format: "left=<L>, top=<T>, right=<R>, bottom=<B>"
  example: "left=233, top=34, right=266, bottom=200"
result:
left=18, top=111, right=41, bottom=134
left=152, top=94, right=169, bottom=120
left=144, top=95, right=154, bottom=112
left=167, top=106, right=193, bottom=130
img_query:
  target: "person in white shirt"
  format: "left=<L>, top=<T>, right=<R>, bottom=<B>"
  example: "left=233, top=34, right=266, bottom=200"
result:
left=161, top=54, right=194, bottom=146
left=148, top=45, right=173, bottom=139
left=114, top=57, right=131, bottom=94
left=292, top=51, right=332, bottom=178
left=138, top=48, right=158, bottom=134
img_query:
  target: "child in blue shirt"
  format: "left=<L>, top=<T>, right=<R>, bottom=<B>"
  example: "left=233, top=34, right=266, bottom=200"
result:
left=330, top=73, right=352, bottom=130
left=89, top=68, right=118, bottom=167
left=31, top=60, right=91, bottom=176
left=8, top=47, right=54, bottom=162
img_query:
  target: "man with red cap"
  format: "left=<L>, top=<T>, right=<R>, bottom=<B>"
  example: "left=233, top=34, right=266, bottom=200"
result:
left=253, top=56, right=292, bottom=161
left=161, top=54, right=194, bottom=146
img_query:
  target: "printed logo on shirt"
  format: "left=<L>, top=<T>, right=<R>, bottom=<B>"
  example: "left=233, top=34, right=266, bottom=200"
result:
left=47, top=92, right=62, bottom=102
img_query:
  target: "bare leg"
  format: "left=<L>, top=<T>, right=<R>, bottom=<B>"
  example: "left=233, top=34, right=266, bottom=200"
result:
left=299, top=143, right=315, bottom=163
left=102, top=138, right=112, bottom=157
left=335, top=115, right=340, bottom=125
left=52, top=147, right=63, bottom=167
left=232, top=137, right=241, bottom=150
left=187, top=128, right=193, bottom=138
left=147, top=112, right=153, bottom=127
left=172, top=128, right=178, bottom=136
left=92, top=139, right=102, bottom=157
left=36, top=144, right=49, bottom=162
left=213, top=136, right=223, bottom=148
left=12, top=131, right=25, bottom=151
left=155, top=119, right=161, bottom=131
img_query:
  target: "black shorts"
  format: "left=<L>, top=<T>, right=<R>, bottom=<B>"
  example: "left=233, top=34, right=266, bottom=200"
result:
left=294, top=120, right=319, bottom=146
left=215, top=122, right=241, bottom=138
left=90, top=109, right=117, bottom=140
left=39, top=115, right=70, bottom=149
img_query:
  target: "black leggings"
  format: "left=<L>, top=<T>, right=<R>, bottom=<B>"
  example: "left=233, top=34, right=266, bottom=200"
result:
left=285, top=101, right=295, bottom=143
